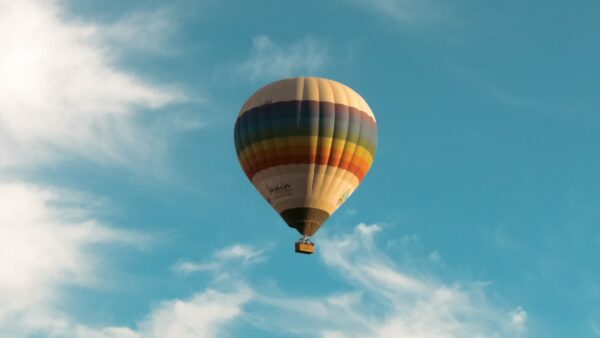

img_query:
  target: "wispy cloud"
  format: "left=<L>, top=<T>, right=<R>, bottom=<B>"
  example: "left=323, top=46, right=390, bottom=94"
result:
left=592, top=320, right=600, bottom=337
left=0, top=0, right=185, bottom=170
left=74, top=243, right=260, bottom=338
left=74, top=326, right=141, bottom=338
left=89, top=224, right=526, bottom=338
left=99, top=9, right=179, bottom=55
left=173, top=244, right=267, bottom=275
left=455, top=67, right=541, bottom=109
left=259, top=223, right=526, bottom=338
left=138, top=288, right=253, bottom=338
left=0, top=181, right=144, bottom=336
left=235, top=35, right=329, bottom=82
left=76, top=287, right=252, bottom=338
left=509, top=306, right=528, bottom=335
left=429, top=250, right=441, bottom=262
left=338, top=0, right=446, bottom=25
left=0, top=1, right=188, bottom=336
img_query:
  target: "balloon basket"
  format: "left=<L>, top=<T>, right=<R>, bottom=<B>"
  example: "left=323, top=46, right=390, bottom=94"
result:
left=295, top=241, right=315, bottom=254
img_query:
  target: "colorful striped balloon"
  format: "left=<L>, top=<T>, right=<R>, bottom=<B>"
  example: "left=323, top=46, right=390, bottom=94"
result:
left=234, top=77, right=377, bottom=238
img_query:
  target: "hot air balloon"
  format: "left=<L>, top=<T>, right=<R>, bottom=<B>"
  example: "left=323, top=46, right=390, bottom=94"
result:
left=234, top=77, right=377, bottom=254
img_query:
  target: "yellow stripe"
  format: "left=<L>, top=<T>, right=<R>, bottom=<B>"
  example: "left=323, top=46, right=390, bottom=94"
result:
left=237, top=136, right=374, bottom=165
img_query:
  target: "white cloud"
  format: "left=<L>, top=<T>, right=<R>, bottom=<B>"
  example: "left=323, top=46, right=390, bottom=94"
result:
left=338, top=0, right=445, bottom=25
left=236, top=35, right=329, bottom=82
left=86, top=226, right=527, bottom=338
left=78, top=243, right=258, bottom=338
left=172, top=260, right=211, bottom=274
left=387, top=233, right=419, bottom=248
left=77, top=287, right=253, bottom=338
left=356, top=222, right=382, bottom=236
left=173, top=244, right=266, bottom=275
left=75, top=326, right=141, bottom=338
left=0, top=1, right=183, bottom=336
left=255, top=224, right=527, bottom=338
left=509, top=306, right=527, bottom=333
left=216, top=244, right=264, bottom=261
left=138, top=288, right=252, bottom=338
left=0, top=0, right=184, bottom=170
left=0, top=181, right=142, bottom=336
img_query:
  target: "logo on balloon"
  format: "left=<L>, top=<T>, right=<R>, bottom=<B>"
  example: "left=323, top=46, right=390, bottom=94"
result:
left=266, top=183, right=291, bottom=196
left=337, top=189, right=353, bottom=206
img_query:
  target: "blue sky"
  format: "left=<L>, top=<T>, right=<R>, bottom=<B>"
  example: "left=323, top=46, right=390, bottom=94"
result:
left=1, top=0, right=599, bottom=337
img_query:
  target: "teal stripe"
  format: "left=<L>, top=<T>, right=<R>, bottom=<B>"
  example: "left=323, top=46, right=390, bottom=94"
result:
left=234, top=100, right=377, bottom=156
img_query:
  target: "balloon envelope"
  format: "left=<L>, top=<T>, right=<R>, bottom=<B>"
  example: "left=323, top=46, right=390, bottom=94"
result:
left=234, top=77, right=377, bottom=236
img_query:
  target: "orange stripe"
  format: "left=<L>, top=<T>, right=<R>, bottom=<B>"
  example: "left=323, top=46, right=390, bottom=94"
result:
left=239, top=152, right=373, bottom=181
left=241, top=146, right=372, bottom=170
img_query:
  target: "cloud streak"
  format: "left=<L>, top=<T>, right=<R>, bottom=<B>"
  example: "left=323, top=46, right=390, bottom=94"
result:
left=338, top=0, right=446, bottom=25
left=173, top=244, right=268, bottom=276
left=0, top=181, right=143, bottom=336
left=509, top=306, right=528, bottom=336
left=99, top=9, right=179, bottom=55
left=86, top=224, right=527, bottom=338
left=0, top=0, right=184, bottom=170
left=254, top=223, right=527, bottom=338
left=76, top=287, right=253, bottom=338
left=0, top=1, right=186, bottom=336
left=137, top=288, right=253, bottom=338
left=235, top=35, right=329, bottom=82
